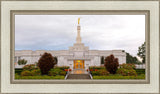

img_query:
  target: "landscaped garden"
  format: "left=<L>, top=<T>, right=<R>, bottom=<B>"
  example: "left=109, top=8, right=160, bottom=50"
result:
left=15, top=53, right=145, bottom=80
left=89, top=55, right=145, bottom=79
left=15, top=52, right=70, bottom=79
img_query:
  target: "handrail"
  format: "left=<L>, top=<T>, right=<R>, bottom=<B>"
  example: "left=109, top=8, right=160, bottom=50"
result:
left=64, top=68, right=70, bottom=80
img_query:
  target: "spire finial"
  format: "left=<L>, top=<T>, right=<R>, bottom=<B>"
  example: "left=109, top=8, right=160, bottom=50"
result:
left=78, top=18, right=80, bottom=25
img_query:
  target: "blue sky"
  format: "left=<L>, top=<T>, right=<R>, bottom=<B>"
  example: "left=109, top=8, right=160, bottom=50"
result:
left=15, top=15, right=145, bottom=56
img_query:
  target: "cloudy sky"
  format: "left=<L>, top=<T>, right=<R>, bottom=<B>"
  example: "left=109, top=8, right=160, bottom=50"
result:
left=15, top=15, right=145, bottom=56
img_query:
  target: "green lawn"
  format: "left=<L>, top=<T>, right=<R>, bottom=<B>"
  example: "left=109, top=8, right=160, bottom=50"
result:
left=93, top=74, right=145, bottom=79
left=15, top=75, right=65, bottom=79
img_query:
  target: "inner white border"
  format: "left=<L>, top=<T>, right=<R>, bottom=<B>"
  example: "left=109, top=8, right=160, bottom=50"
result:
left=1, top=1, right=159, bottom=93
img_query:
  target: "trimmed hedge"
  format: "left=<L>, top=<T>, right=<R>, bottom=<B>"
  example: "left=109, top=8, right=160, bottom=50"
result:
left=48, top=68, right=67, bottom=76
left=93, top=74, right=145, bottom=79
left=54, top=66, right=69, bottom=70
left=91, top=69, right=109, bottom=76
left=117, top=68, right=137, bottom=76
left=89, top=66, right=105, bottom=70
left=21, top=69, right=41, bottom=76
left=15, top=68, right=23, bottom=75
left=15, top=75, right=65, bottom=79
left=135, top=69, right=145, bottom=75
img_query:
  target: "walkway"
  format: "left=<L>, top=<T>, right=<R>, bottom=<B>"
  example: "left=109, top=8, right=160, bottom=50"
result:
left=70, top=69, right=88, bottom=74
left=66, top=69, right=91, bottom=79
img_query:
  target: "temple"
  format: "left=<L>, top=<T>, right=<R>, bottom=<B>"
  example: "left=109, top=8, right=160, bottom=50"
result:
left=15, top=18, right=126, bottom=69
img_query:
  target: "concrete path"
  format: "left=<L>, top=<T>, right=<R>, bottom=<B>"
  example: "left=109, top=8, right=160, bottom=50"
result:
left=66, top=74, right=91, bottom=79
left=66, top=69, right=91, bottom=79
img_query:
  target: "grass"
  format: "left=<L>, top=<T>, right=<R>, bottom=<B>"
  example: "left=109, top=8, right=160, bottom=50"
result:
left=93, top=74, right=145, bottom=79
left=15, top=75, right=65, bottom=79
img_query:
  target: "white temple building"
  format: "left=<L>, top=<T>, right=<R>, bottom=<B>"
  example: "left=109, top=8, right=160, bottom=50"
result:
left=15, top=18, right=126, bottom=70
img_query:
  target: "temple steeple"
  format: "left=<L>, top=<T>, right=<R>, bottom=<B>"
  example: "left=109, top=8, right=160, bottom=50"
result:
left=69, top=17, right=89, bottom=51
left=76, top=18, right=82, bottom=43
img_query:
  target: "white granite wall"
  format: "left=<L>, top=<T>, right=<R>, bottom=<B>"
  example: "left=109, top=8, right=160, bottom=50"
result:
left=15, top=50, right=126, bottom=69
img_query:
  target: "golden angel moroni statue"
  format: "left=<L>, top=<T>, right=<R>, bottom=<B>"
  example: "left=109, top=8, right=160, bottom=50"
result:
left=78, top=18, right=80, bottom=24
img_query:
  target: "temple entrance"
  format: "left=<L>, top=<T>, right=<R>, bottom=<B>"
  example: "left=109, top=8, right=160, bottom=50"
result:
left=73, top=60, right=84, bottom=69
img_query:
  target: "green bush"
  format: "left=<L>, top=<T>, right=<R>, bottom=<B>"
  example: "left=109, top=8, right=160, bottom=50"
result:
left=31, top=69, right=41, bottom=76
left=18, top=59, right=27, bottom=65
left=135, top=69, right=145, bottom=75
left=59, top=71, right=66, bottom=76
left=91, top=71, right=99, bottom=76
left=15, top=69, right=23, bottom=75
left=93, top=75, right=145, bottom=79
left=21, top=70, right=32, bottom=76
left=98, top=69, right=109, bottom=76
left=21, top=69, right=41, bottom=76
left=89, top=66, right=105, bottom=70
left=48, top=68, right=63, bottom=76
left=117, top=68, right=137, bottom=76
left=15, top=75, right=65, bottom=79
left=48, top=71, right=57, bottom=76
left=54, top=66, right=69, bottom=70
left=15, top=73, right=20, bottom=78
left=91, top=69, right=109, bottom=76
left=119, top=64, right=136, bottom=70
left=23, top=64, right=37, bottom=71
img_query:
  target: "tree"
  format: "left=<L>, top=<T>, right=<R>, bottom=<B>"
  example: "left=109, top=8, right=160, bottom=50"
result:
left=137, top=42, right=146, bottom=63
left=126, top=52, right=141, bottom=64
left=38, top=52, right=55, bottom=75
left=104, top=54, right=119, bottom=74
left=18, top=59, right=27, bottom=65
left=101, top=56, right=104, bottom=64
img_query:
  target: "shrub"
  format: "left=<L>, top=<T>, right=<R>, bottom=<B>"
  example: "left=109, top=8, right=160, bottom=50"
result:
left=48, top=70, right=57, bottom=76
left=117, top=64, right=137, bottom=76
left=23, top=64, right=37, bottom=71
left=117, top=68, right=137, bottom=76
left=91, top=71, right=99, bottom=76
left=59, top=71, right=66, bottom=76
left=48, top=68, right=63, bottom=76
left=98, top=69, right=109, bottom=76
left=38, top=52, right=55, bottom=75
left=15, top=69, right=23, bottom=75
left=18, top=59, right=27, bottom=65
left=21, top=70, right=32, bottom=76
left=89, top=66, right=105, bottom=70
left=54, top=66, right=69, bottom=70
left=53, top=68, right=63, bottom=74
left=91, top=69, right=109, bottom=76
left=120, top=64, right=136, bottom=70
left=135, top=69, right=145, bottom=75
left=31, top=69, right=41, bottom=76
left=104, top=54, right=119, bottom=74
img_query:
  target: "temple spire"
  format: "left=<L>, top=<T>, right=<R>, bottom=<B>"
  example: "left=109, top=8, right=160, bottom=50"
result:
left=76, top=18, right=82, bottom=43
left=78, top=18, right=80, bottom=25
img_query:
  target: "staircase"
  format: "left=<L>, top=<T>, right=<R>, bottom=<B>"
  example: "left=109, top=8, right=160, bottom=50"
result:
left=66, top=74, right=91, bottom=79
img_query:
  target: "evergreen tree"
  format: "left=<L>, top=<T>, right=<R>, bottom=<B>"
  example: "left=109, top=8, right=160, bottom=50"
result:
left=137, top=42, right=146, bottom=63
left=126, top=52, right=141, bottom=64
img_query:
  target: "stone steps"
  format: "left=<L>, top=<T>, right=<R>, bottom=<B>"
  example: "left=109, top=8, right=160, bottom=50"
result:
left=66, top=74, right=91, bottom=79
